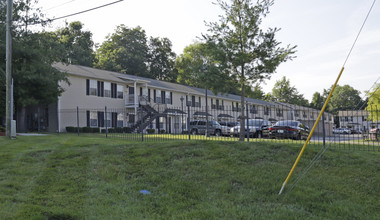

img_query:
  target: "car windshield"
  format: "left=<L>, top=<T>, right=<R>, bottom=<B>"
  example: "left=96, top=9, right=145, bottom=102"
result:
left=248, top=120, right=263, bottom=126
left=275, top=121, right=298, bottom=127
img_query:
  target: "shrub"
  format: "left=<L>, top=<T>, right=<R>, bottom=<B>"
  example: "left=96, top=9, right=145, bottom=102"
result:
left=0, top=126, right=5, bottom=132
left=159, top=130, right=166, bottom=134
left=65, top=126, right=77, bottom=133
left=123, top=127, right=133, bottom=133
left=146, top=129, right=155, bottom=134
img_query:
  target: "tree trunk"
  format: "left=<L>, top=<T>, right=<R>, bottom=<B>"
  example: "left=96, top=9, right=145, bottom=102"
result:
left=239, top=81, right=245, bottom=141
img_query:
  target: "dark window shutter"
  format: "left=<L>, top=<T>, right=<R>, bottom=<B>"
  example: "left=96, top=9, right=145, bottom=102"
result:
left=170, top=92, right=173, bottom=104
left=111, top=83, right=116, bottom=98
left=97, top=81, right=101, bottom=97
left=86, top=79, right=89, bottom=96
left=112, top=112, right=117, bottom=127
left=98, top=112, right=104, bottom=127
left=154, top=90, right=156, bottom=103
left=140, top=87, right=143, bottom=96
left=148, top=89, right=151, bottom=101
left=101, top=82, right=104, bottom=97
left=86, top=111, right=90, bottom=127
left=161, top=91, right=165, bottom=104
left=199, top=97, right=201, bottom=107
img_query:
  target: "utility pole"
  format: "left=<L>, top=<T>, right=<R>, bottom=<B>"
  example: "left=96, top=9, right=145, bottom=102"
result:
left=5, top=0, right=13, bottom=138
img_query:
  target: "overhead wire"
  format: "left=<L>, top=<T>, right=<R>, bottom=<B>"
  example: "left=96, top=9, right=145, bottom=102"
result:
left=280, top=0, right=377, bottom=195
left=26, top=0, right=124, bottom=26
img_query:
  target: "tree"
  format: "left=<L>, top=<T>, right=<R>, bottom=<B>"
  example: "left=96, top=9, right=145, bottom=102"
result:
left=365, top=83, right=380, bottom=122
left=246, top=83, right=265, bottom=100
left=175, top=42, right=235, bottom=94
left=203, top=0, right=296, bottom=141
left=55, top=21, right=95, bottom=66
left=95, top=25, right=149, bottom=77
left=310, top=92, right=324, bottom=109
left=323, top=84, right=363, bottom=113
left=269, top=76, right=309, bottom=106
left=0, top=0, right=68, bottom=129
left=147, top=37, right=177, bottom=82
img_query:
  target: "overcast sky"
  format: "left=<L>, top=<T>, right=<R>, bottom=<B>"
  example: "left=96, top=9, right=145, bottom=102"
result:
left=36, top=0, right=380, bottom=101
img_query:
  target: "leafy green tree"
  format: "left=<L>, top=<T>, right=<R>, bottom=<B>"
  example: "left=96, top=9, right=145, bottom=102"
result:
left=95, top=25, right=149, bottom=77
left=323, top=84, right=363, bottom=113
left=203, top=0, right=296, bottom=140
left=310, top=92, right=324, bottom=109
left=147, top=37, right=177, bottom=82
left=269, top=76, right=309, bottom=106
left=0, top=0, right=68, bottom=129
left=246, top=83, right=265, bottom=100
left=175, top=42, right=234, bottom=94
left=55, top=21, right=95, bottom=66
left=365, top=83, right=380, bottom=122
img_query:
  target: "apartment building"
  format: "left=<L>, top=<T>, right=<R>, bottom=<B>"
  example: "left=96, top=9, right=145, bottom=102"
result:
left=20, top=63, right=335, bottom=134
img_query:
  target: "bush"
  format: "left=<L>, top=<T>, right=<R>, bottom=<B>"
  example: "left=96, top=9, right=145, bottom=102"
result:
left=123, top=127, right=133, bottom=133
left=65, top=126, right=80, bottom=133
left=0, top=126, right=5, bottom=132
left=146, top=129, right=155, bottom=134
left=159, top=130, right=166, bottom=134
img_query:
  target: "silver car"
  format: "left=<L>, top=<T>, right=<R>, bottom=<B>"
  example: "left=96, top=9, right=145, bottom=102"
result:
left=230, top=119, right=272, bottom=138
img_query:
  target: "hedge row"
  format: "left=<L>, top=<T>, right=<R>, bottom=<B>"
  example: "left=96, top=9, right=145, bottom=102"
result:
left=65, top=126, right=133, bottom=133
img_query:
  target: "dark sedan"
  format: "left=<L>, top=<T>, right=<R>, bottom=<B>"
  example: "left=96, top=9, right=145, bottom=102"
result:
left=268, top=120, right=309, bottom=140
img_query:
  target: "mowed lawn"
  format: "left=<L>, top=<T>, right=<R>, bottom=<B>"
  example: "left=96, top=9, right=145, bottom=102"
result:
left=0, top=135, right=379, bottom=219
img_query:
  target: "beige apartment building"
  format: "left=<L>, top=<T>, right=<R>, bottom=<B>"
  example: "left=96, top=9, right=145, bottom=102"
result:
left=24, top=63, right=335, bottom=135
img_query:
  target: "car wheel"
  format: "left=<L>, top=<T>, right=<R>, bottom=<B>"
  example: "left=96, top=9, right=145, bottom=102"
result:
left=257, top=132, right=262, bottom=139
left=215, top=130, right=221, bottom=137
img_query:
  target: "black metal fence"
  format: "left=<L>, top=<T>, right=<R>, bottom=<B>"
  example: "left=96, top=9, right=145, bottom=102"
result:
left=57, top=104, right=380, bottom=151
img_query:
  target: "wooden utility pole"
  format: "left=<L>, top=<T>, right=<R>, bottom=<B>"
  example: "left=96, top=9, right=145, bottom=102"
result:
left=5, top=0, right=13, bottom=138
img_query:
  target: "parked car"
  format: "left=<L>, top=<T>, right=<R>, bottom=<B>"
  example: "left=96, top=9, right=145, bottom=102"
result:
left=219, top=121, right=238, bottom=136
left=333, top=128, right=352, bottom=134
left=189, top=120, right=222, bottom=136
left=230, top=119, right=272, bottom=138
left=268, top=120, right=309, bottom=140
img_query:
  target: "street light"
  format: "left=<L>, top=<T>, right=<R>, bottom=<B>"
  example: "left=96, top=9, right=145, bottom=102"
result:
left=180, top=96, right=184, bottom=134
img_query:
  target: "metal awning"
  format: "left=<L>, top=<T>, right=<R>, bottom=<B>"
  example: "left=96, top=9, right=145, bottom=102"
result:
left=193, top=111, right=212, bottom=117
left=217, top=114, right=233, bottom=118
left=163, top=109, right=187, bottom=115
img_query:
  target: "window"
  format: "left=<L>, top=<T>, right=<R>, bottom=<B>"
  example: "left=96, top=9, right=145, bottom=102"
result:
left=264, top=107, right=270, bottom=115
left=117, top=85, right=123, bottom=99
left=250, top=105, right=257, bottom=114
left=156, top=90, right=162, bottom=103
left=89, top=79, right=97, bottom=96
left=105, top=112, right=112, bottom=127
left=117, top=113, right=124, bottom=127
left=104, top=82, right=111, bottom=97
left=90, top=111, right=97, bottom=127
left=165, top=91, right=171, bottom=104
left=192, top=96, right=196, bottom=107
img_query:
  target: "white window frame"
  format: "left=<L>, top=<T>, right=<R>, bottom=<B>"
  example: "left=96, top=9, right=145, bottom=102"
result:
left=90, top=111, right=98, bottom=127
left=117, top=85, right=124, bottom=99
left=89, top=79, right=97, bottom=96
left=104, top=82, right=111, bottom=98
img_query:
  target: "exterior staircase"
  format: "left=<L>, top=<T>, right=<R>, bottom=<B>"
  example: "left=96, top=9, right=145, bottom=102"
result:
left=131, top=105, right=165, bottom=132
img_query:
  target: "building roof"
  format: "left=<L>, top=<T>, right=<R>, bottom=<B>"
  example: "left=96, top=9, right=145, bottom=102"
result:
left=53, top=63, right=274, bottom=107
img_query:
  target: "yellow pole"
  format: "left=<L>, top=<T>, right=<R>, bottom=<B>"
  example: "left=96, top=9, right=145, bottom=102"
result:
left=278, top=67, right=345, bottom=195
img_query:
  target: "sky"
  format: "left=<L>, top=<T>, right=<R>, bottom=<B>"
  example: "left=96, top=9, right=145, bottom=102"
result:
left=35, top=0, right=380, bottom=101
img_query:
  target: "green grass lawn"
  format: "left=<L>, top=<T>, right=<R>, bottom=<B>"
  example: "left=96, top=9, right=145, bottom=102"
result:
left=0, top=134, right=379, bottom=219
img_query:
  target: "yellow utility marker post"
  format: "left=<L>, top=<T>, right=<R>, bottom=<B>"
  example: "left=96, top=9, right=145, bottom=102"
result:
left=278, top=67, right=345, bottom=195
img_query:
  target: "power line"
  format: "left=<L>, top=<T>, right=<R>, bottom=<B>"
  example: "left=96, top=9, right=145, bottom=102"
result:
left=44, top=0, right=77, bottom=12
left=29, top=0, right=124, bottom=26
left=343, top=0, right=377, bottom=67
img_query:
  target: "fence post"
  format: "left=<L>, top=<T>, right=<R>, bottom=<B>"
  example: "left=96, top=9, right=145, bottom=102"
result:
left=188, top=104, right=191, bottom=140
left=140, top=105, right=144, bottom=142
left=37, top=107, right=40, bottom=133
left=105, top=106, right=108, bottom=138
left=322, top=109, right=326, bottom=147
left=246, top=102, right=249, bottom=142
left=76, top=106, right=79, bottom=136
